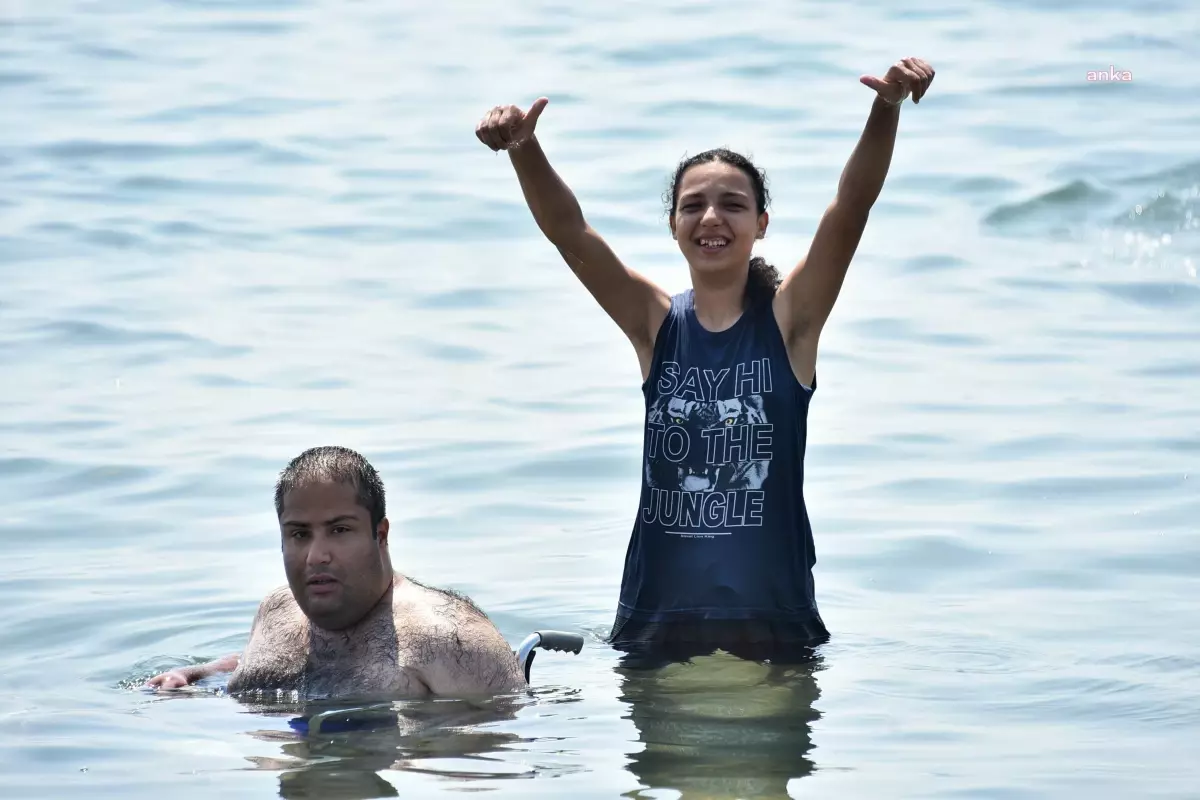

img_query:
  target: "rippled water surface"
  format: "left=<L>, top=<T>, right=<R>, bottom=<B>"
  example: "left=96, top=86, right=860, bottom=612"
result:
left=3, top=1, right=1199, bottom=798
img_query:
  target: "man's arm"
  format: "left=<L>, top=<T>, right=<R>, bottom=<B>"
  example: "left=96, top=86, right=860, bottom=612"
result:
left=774, top=58, right=935, bottom=384
left=418, top=619, right=528, bottom=698
left=146, top=653, right=239, bottom=689
left=145, top=586, right=291, bottom=690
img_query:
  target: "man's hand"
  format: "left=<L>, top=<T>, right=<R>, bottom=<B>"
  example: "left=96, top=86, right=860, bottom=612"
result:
left=144, top=653, right=240, bottom=690
left=145, top=669, right=192, bottom=689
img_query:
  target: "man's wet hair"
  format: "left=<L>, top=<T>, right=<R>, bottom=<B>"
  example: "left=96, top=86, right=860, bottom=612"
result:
left=274, top=445, right=387, bottom=534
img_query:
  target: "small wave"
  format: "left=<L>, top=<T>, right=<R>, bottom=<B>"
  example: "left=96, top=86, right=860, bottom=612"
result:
left=1110, top=186, right=1200, bottom=232
left=70, top=44, right=137, bottom=62
left=1097, top=280, right=1200, bottom=309
left=1080, top=33, right=1182, bottom=51
left=417, top=287, right=525, bottom=310
left=0, top=71, right=43, bottom=87
left=1116, top=158, right=1200, bottom=189
left=983, top=179, right=1117, bottom=229
left=36, top=138, right=314, bottom=166
left=115, top=174, right=280, bottom=198
left=136, top=96, right=337, bottom=124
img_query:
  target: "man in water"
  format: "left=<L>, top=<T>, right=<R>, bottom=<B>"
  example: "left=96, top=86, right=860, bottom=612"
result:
left=146, top=446, right=527, bottom=699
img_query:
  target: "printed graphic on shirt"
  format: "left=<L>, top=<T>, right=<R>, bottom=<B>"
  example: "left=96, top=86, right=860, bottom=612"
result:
left=641, top=359, right=774, bottom=537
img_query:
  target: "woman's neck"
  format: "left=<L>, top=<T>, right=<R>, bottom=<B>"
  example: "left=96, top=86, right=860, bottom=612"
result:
left=690, top=269, right=746, bottom=332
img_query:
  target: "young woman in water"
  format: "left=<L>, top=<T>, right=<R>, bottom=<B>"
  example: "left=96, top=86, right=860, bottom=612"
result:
left=476, top=57, right=935, bottom=665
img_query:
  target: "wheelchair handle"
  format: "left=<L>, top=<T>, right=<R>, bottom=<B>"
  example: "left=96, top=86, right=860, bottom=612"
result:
left=516, top=630, right=585, bottom=683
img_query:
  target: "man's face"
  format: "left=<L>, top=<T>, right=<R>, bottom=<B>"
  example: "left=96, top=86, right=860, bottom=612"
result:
left=278, top=479, right=390, bottom=631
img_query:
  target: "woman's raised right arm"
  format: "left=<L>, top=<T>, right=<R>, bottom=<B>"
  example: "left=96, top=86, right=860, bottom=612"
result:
left=477, top=99, right=670, bottom=363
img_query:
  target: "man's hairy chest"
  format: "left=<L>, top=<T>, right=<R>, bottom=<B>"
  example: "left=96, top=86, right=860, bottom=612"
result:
left=227, top=590, right=434, bottom=699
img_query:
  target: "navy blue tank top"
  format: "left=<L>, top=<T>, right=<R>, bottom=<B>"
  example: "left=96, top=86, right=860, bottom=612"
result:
left=616, top=289, right=824, bottom=626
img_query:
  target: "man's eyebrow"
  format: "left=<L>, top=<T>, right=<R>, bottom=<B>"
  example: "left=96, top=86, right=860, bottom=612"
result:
left=281, top=514, right=358, bottom=527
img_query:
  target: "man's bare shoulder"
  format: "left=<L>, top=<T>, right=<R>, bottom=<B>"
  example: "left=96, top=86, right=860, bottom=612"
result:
left=391, top=577, right=497, bottom=649
left=228, top=586, right=305, bottom=693
left=253, top=585, right=299, bottom=625
left=391, top=576, right=526, bottom=696
left=263, top=585, right=297, bottom=612
left=393, top=577, right=490, bottom=622
left=245, top=586, right=306, bottom=648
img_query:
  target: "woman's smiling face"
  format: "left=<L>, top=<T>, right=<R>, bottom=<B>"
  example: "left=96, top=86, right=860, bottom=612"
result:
left=670, top=160, right=767, bottom=275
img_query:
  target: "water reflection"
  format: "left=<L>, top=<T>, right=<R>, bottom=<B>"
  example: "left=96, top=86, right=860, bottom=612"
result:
left=235, top=694, right=534, bottom=799
left=617, top=652, right=823, bottom=800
